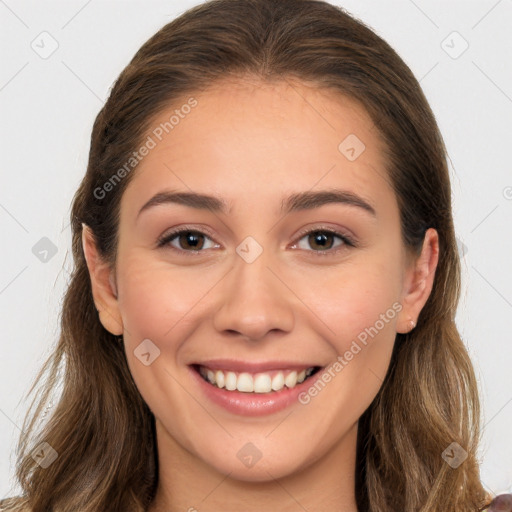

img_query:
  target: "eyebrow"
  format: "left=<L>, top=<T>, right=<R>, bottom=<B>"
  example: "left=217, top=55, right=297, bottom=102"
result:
left=136, top=188, right=377, bottom=220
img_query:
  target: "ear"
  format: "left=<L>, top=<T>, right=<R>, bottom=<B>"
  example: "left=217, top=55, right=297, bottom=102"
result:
left=396, top=228, right=439, bottom=334
left=81, top=223, right=124, bottom=336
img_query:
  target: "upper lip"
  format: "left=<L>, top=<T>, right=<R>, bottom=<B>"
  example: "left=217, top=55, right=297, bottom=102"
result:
left=191, top=359, right=322, bottom=373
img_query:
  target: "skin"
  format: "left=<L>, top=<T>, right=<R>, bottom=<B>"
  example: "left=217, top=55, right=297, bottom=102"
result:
left=82, top=77, right=439, bottom=512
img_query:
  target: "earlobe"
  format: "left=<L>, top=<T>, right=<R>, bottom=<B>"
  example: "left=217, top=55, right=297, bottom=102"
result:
left=396, top=228, right=439, bottom=334
left=81, top=223, right=124, bottom=336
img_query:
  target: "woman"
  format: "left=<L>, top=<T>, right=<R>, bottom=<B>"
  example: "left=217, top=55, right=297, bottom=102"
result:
left=1, top=0, right=510, bottom=510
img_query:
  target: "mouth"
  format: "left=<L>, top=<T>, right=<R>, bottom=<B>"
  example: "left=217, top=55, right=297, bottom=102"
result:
left=191, top=364, right=323, bottom=394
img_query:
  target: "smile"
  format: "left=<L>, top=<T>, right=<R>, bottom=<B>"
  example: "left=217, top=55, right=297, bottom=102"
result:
left=195, top=365, right=322, bottom=393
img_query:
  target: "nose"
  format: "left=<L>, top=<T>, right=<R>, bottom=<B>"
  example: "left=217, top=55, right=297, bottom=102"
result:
left=212, top=246, right=295, bottom=342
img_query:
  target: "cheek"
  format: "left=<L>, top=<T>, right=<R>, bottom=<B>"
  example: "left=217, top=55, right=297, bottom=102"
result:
left=117, top=254, right=216, bottom=341
left=299, top=273, right=400, bottom=423
left=116, top=257, right=205, bottom=431
left=293, top=257, right=402, bottom=405
left=299, top=258, right=402, bottom=345
left=115, top=254, right=220, bottom=405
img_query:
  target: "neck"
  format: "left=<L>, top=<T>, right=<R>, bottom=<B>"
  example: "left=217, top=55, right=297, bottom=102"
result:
left=148, top=420, right=360, bottom=512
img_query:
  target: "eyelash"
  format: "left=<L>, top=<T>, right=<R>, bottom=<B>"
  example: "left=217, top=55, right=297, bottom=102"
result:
left=156, top=225, right=356, bottom=257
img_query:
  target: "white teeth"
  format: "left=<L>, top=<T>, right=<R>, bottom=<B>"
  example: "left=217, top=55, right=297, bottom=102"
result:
left=254, top=373, right=272, bottom=393
left=237, top=373, right=253, bottom=392
left=225, top=371, right=237, bottom=391
left=215, top=370, right=225, bottom=388
left=198, top=366, right=317, bottom=393
left=271, top=372, right=285, bottom=391
left=272, top=372, right=284, bottom=391
left=284, top=371, right=297, bottom=388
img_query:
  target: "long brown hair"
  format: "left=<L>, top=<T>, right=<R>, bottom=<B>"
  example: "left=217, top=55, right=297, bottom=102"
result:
left=2, top=0, right=494, bottom=510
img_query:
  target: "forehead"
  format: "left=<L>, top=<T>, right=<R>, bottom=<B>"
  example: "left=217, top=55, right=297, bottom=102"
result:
left=121, top=77, right=394, bottom=220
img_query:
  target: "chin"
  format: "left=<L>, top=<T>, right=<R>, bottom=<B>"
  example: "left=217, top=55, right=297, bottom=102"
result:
left=199, top=444, right=313, bottom=483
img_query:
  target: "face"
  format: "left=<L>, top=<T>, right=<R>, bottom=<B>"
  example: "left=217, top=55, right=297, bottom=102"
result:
left=85, top=77, right=437, bottom=482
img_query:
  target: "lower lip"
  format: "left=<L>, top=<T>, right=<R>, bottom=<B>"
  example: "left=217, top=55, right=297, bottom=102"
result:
left=189, top=365, right=324, bottom=416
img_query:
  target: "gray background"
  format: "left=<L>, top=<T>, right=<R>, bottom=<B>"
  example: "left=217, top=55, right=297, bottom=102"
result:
left=1, top=0, right=511, bottom=500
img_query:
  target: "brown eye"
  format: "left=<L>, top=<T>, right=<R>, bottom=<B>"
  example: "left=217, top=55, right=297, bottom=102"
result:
left=307, top=231, right=337, bottom=251
left=157, top=229, right=218, bottom=252
left=293, top=229, right=354, bottom=254
left=175, top=231, right=205, bottom=250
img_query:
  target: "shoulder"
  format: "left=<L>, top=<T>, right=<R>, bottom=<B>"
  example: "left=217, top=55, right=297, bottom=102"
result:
left=0, top=497, right=31, bottom=512
left=483, top=493, right=512, bottom=511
